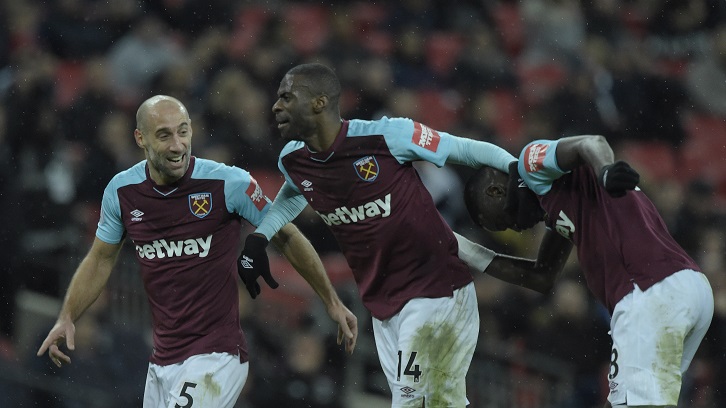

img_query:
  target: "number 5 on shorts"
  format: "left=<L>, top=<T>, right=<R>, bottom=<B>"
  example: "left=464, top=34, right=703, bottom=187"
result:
left=397, top=350, right=422, bottom=382
left=175, top=381, right=197, bottom=408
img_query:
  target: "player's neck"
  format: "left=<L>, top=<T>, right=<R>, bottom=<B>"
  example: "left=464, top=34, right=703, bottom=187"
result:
left=308, top=118, right=343, bottom=152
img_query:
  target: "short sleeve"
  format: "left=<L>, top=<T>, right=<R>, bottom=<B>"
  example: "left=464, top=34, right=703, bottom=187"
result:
left=96, top=179, right=125, bottom=244
left=518, top=139, right=569, bottom=196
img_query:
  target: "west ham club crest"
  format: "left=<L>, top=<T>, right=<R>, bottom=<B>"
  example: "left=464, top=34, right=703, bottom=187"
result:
left=354, top=156, right=379, bottom=182
left=189, top=192, right=212, bottom=218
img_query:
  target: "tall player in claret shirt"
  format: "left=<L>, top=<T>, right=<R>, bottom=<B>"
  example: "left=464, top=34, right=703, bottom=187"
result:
left=236, top=63, right=572, bottom=407
left=465, top=135, right=714, bottom=408
left=37, top=95, right=357, bottom=408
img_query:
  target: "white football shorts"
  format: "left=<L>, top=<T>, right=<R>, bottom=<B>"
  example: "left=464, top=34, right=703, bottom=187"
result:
left=607, top=269, right=713, bottom=406
left=372, top=282, right=479, bottom=407
left=143, top=352, right=248, bottom=408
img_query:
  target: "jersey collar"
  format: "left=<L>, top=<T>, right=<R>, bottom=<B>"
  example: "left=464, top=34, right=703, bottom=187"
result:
left=307, top=120, right=349, bottom=162
left=145, top=156, right=196, bottom=193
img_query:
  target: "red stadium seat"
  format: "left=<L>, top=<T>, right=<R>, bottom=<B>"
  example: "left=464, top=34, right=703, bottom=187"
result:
left=360, top=30, right=395, bottom=57
left=416, top=89, right=463, bottom=132
left=618, top=141, right=677, bottom=182
left=426, top=32, right=466, bottom=76
left=54, top=60, right=87, bottom=108
left=684, top=113, right=726, bottom=143
left=229, top=5, right=270, bottom=55
left=282, top=5, right=330, bottom=56
left=491, top=89, right=524, bottom=150
left=516, top=62, right=567, bottom=106
left=351, top=3, right=390, bottom=33
left=492, top=2, right=525, bottom=57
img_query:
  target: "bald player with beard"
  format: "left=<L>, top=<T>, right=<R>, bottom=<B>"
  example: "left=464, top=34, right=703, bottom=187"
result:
left=37, top=95, right=357, bottom=408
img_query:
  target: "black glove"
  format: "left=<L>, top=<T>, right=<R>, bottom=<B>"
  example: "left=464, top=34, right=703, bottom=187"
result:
left=599, top=161, right=640, bottom=198
left=238, top=234, right=278, bottom=299
left=504, top=161, right=545, bottom=230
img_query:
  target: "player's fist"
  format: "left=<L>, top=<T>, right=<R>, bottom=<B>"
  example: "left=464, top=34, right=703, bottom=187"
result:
left=238, top=234, right=278, bottom=299
left=599, top=161, right=640, bottom=197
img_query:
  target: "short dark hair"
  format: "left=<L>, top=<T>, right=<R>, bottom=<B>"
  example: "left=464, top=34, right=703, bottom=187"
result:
left=287, top=63, right=341, bottom=104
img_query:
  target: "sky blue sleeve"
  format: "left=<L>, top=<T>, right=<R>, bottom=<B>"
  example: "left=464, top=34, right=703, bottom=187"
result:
left=518, top=139, right=569, bottom=195
left=359, top=117, right=451, bottom=167
left=371, top=117, right=516, bottom=171
left=446, top=136, right=517, bottom=172
left=96, top=179, right=125, bottom=244
left=223, top=166, right=272, bottom=227
left=254, top=181, right=308, bottom=241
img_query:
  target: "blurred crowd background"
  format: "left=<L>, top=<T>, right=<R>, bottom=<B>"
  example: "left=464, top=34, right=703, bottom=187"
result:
left=1, top=0, right=725, bottom=407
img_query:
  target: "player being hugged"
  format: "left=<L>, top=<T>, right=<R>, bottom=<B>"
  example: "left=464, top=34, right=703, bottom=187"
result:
left=464, top=135, right=714, bottom=408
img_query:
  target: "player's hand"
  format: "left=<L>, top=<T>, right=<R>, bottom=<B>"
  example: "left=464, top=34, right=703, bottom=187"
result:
left=599, top=161, right=640, bottom=197
left=238, top=234, right=278, bottom=299
left=328, top=302, right=358, bottom=355
left=505, top=161, right=545, bottom=230
left=36, top=319, right=75, bottom=368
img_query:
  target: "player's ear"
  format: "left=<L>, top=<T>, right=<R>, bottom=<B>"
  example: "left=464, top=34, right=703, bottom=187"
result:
left=134, top=129, right=145, bottom=149
left=312, top=95, right=328, bottom=114
left=485, top=183, right=506, bottom=198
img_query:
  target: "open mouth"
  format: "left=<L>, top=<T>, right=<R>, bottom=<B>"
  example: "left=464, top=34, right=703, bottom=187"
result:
left=168, top=154, right=185, bottom=166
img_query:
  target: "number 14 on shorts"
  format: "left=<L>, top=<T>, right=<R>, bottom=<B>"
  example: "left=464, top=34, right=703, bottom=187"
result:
left=397, top=350, right=422, bottom=382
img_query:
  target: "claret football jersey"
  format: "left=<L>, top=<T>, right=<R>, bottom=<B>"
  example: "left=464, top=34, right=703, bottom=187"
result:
left=96, top=157, right=271, bottom=365
left=519, top=139, right=699, bottom=313
left=277, top=118, right=473, bottom=319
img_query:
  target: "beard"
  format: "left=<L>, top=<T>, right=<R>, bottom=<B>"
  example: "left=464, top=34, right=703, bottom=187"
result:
left=146, top=145, right=191, bottom=184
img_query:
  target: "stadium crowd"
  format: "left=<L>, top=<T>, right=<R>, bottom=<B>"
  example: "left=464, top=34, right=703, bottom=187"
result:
left=0, top=0, right=725, bottom=407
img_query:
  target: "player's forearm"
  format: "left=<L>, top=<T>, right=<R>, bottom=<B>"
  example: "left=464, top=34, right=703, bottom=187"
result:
left=486, top=255, right=545, bottom=291
left=272, top=224, right=342, bottom=309
left=490, top=229, right=574, bottom=293
left=456, top=230, right=572, bottom=293
left=446, top=136, right=516, bottom=172
left=255, top=182, right=308, bottom=241
left=454, top=232, right=542, bottom=291
left=58, top=253, right=114, bottom=323
left=455, top=232, right=496, bottom=271
left=534, top=229, right=574, bottom=284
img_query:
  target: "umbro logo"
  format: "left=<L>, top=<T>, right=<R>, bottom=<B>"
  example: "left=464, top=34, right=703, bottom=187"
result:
left=301, top=180, right=313, bottom=191
left=400, top=386, right=416, bottom=399
left=239, top=255, right=254, bottom=269
left=130, top=209, right=144, bottom=222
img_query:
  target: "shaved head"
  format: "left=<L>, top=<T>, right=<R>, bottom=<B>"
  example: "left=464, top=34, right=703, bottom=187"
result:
left=464, top=166, right=511, bottom=231
left=136, top=95, right=189, bottom=134
left=133, top=94, right=192, bottom=185
left=464, top=165, right=544, bottom=232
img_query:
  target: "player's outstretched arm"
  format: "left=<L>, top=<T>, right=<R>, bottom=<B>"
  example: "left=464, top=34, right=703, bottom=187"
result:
left=271, top=224, right=358, bottom=355
left=36, top=238, right=122, bottom=367
left=456, top=230, right=573, bottom=293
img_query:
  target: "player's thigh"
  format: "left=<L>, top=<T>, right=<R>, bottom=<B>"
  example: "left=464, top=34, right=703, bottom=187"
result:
left=674, top=270, right=714, bottom=373
left=608, top=272, right=706, bottom=406
left=374, top=283, right=479, bottom=407
left=144, top=363, right=165, bottom=407
left=144, top=353, right=248, bottom=408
